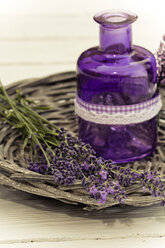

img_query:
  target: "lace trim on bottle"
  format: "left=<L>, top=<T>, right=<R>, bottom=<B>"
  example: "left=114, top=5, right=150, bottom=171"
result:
left=74, top=93, right=162, bottom=125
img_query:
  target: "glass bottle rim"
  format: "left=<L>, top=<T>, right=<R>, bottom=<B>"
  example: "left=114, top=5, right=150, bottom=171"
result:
left=93, top=10, right=138, bottom=27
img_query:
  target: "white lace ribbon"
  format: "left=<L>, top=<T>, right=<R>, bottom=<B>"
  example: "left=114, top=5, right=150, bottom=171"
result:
left=74, top=93, right=162, bottom=125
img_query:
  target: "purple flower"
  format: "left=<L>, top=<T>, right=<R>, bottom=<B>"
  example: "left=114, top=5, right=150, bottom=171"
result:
left=119, top=198, right=125, bottom=204
left=148, top=173, right=154, bottom=180
left=99, top=191, right=108, bottom=204
left=97, top=157, right=103, bottom=165
left=89, top=185, right=98, bottom=196
left=99, top=169, right=107, bottom=180
left=107, top=186, right=115, bottom=195
left=82, top=161, right=89, bottom=171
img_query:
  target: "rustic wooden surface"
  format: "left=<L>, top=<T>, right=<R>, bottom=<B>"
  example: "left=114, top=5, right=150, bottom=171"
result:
left=0, top=185, right=165, bottom=248
left=0, top=1, right=165, bottom=247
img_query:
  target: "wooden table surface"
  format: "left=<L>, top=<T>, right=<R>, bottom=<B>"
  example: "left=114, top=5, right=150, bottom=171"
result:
left=0, top=1, right=165, bottom=247
left=0, top=185, right=165, bottom=248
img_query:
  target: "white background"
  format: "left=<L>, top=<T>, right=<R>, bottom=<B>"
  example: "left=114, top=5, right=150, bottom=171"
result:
left=0, top=0, right=164, bottom=84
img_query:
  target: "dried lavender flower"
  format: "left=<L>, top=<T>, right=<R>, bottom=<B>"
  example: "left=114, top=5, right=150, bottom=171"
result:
left=157, top=35, right=165, bottom=85
left=28, top=128, right=165, bottom=206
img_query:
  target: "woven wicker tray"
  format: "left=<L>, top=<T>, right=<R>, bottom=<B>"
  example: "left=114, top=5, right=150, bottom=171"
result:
left=0, top=71, right=165, bottom=210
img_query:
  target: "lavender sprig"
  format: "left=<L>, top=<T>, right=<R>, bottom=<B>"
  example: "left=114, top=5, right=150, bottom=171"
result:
left=29, top=128, right=165, bottom=205
left=157, top=35, right=165, bottom=85
left=0, top=82, right=60, bottom=165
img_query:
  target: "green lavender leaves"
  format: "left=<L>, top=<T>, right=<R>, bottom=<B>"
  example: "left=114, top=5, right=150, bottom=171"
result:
left=0, top=81, right=60, bottom=164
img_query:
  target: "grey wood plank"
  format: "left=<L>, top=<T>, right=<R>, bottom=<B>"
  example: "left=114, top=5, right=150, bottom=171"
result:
left=0, top=4, right=163, bottom=53
left=0, top=15, right=96, bottom=40
left=0, top=40, right=96, bottom=64
left=0, top=186, right=164, bottom=243
left=0, top=238, right=165, bottom=248
left=0, top=15, right=160, bottom=53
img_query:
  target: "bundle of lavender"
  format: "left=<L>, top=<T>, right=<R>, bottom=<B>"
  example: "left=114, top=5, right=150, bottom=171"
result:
left=157, top=35, right=165, bottom=85
left=0, top=78, right=164, bottom=207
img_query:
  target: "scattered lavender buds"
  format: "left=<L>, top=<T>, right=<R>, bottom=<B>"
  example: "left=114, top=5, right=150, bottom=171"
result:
left=29, top=128, right=165, bottom=205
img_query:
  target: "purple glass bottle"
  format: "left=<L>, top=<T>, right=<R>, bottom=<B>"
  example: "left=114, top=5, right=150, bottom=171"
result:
left=76, top=10, right=159, bottom=163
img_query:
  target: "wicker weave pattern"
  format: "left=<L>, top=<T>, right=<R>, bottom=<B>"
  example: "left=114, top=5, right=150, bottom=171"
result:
left=0, top=71, right=165, bottom=210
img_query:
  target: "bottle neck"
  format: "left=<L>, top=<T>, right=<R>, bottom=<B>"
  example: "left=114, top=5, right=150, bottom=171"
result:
left=99, top=24, right=132, bottom=54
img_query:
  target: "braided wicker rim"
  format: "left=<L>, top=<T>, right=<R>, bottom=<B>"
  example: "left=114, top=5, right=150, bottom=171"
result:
left=0, top=71, right=165, bottom=211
